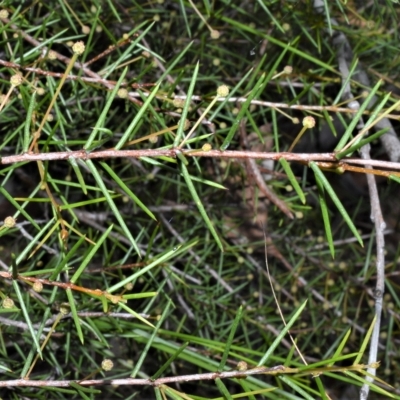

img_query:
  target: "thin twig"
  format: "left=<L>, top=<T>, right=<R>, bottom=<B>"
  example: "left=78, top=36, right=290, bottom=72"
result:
left=239, top=120, right=293, bottom=218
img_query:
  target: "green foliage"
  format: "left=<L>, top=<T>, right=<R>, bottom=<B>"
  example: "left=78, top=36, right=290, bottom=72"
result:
left=0, top=1, right=399, bottom=399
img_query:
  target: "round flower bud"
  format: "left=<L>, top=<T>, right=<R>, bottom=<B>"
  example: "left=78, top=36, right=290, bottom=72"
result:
left=202, top=143, right=212, bottom=151
left=10, top=74, right=23, bottom=86
left=124, top=282, right=133, bottom=291
left=210, top=30, right=220, bottom=39
left=101, top=359, right=114, bottom=371
left=48, top=50, right=57, bottom=60
left=33, top=281, right=43, bottom=293
left=117, top=88, right=128, bottom=99
left=72, top=41, right=85, bottom=55
left=4, top=216, right=16, bottom=228
left=2, top=297, right=14, bottom=309
left=217, top=85, right=229, bottom=97
left=59, top=303, right=71, bottom=315
left=81, top=25, right=90, bottom=35
left=302, top=116, right=315, bottom=129
left=36, top=87, right=45, bottom=95
left=0, top=9, right=9, bottom=18
left=149, top=135, right=158, bottom=144
left=237, top=361, right=248, bottom=371
left=283, top=65, right=293, bottom=74
left=173, top=98, right=185, bottom=108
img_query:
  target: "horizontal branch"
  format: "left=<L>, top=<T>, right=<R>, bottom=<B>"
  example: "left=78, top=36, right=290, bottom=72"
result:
left=0, top=362, right=377, bottom=388
left=2, top=149, right=400, bottom=172
left=0, top=366, right=286, bottom=388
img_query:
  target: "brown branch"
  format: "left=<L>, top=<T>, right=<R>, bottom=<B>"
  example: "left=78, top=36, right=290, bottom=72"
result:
left=0, top=17, right=143, bottom=104
left=0, top=271, right=125, bottom=304
left=0, top=59, right=154, bottom=89
left=239, top=120, right=294, bottom=218
left=2, top=149, right=400, bottom=174
left=0, top=362, right=378, bottom=388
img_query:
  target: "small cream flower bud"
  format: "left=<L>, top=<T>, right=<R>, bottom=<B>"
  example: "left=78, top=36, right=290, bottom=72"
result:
left=101, top=359, right=114, bottom=371
left=10, top=74, right=23, bottom=86
left=2, top=297, right=14, bottom=309
left=302, top=116, right=315, bottom=129
left=217, top=85, right=229, bottom=97
left=72, top=41, right=85, bottom=55
left=4, top=216, right=16, bottom=228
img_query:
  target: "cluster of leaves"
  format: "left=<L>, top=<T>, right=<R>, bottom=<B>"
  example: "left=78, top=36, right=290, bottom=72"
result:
left=0, top=1, right=400, bottom=399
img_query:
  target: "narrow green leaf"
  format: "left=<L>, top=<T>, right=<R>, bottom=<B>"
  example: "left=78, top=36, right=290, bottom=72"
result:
left=12, top=280, right=42, bottom=358
left=151, top=342, right=189, bottom=380
left=389, top=174, right=400, bottom=184
left=279, top=376, right=315, bottom=400
left=215, top=378, right=233, bottom=400
left=86, top=159, right=141, bottom=257
left=345, top=371, right=395, bottom=398
left=50, top=235, right=86, bottom=280
left=258, top=300, right=307, bottom=366
left=174, top=61, right=199, bottom=147
left=107, top=241, right=197, bottom=293
left=335, top=80, right=382, bottom=152
left=314, top=376, right=329, bottom=400
left=66, top=288, right=84, bottom=344
left=310, top=162, right=363, bottom=247
left=255, top=0, right=285, bottom=33
left=115, top=82, right=161, bottom=150
left=178, top=156, right=223, bottom=251
left=221, top=16, right=337, bottom=73
left=23, top=91, right=36, bottom=152
left=69, top=386, right=91, bottom=400
left=122, top=292, right=157, bottom=300
left=332, top=58, right=359, bottom=105
left=220, top=72, right=265, bottom=151
left=330, top=328, right=352, bottom=367
left=84, top=134, right=113, bottom=152
left=181, top=173, right=227, bottom=189
left=154, top=387, right=163, bottom=400
left=68, top=381, right=101, bottom=394
left=118, top=301, right=155, bottom=328
left=218, top=306, right=243, bottom=372
left=84, top=67, right=128, bottom=150
left=68, top=157, right=87, bottom=195
left=131, top=299, right=172, bottom=377
left=353, top=315, right=377, bottom=366
left=279, top=158, right=306, bottom=204
left=100, top=161, right=157, bottom=221
left=315, top=171, right=335, bottom=258
left=70, top=224, right=113, bottom=284
left=158, top=41, right=193, bottom=83
left=178, top=0, right=191, bottom=37
left=336, top=128, right=389, bottom=160
left=0, top=185, right=40, bottom=230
